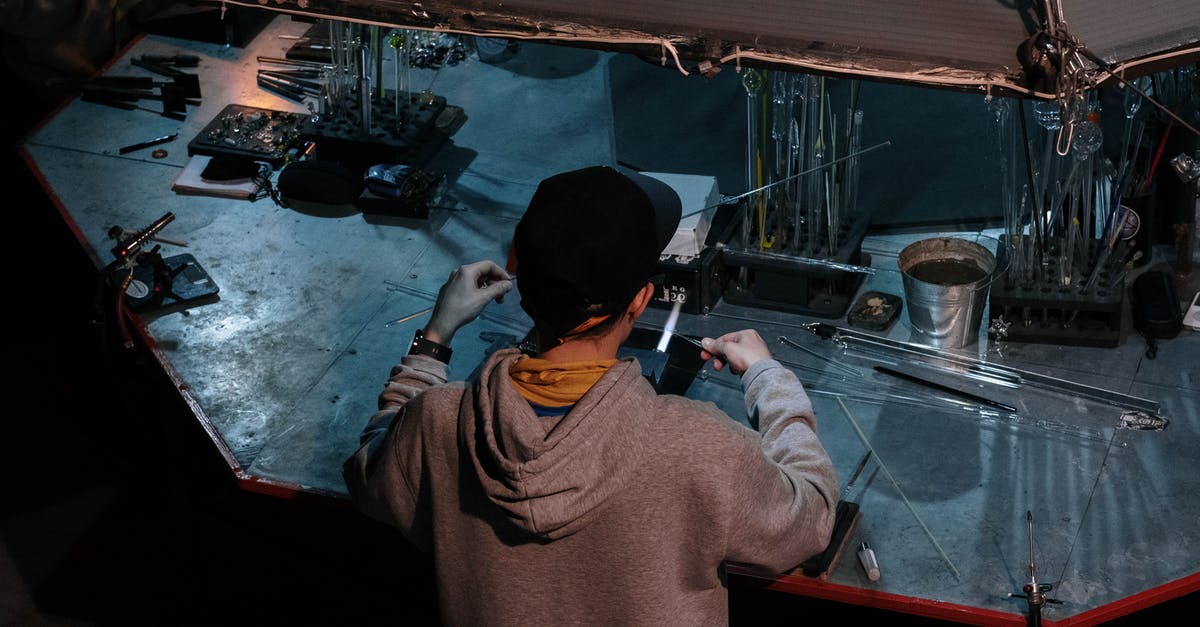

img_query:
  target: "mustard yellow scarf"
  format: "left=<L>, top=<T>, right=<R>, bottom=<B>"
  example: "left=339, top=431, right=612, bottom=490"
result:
left=509, top=357, right=616, bottom=408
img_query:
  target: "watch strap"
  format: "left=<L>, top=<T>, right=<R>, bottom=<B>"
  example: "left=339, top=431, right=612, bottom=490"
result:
left=409, top=329, right=452, bottom=364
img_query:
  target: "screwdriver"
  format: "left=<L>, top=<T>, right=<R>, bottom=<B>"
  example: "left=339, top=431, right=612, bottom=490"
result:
left=118, top=133, right=178, bottom=155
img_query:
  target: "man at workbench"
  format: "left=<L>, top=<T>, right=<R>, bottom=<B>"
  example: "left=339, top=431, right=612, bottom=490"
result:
left=343, top=165, right=839, bottom=626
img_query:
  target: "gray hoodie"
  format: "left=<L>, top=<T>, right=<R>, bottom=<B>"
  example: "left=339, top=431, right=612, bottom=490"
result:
left=345, top=348, right=839, bottom=626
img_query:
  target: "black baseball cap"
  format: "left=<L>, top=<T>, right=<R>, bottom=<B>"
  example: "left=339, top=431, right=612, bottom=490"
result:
left=510, top=165, right=682, bottom=341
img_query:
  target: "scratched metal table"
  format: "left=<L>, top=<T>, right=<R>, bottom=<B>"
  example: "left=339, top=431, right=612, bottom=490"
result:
left=20, top=13, right=1200, bottom=626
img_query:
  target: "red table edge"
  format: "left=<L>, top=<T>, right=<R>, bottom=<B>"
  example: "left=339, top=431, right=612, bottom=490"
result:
left=727, top=563, right=1200, bottom=626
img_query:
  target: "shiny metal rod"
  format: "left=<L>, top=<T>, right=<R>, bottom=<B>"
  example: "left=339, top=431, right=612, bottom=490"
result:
left=682, top=140, right=892, bottom=218
left=836, top=397, right=961, bottom=579
left=804, top=322, right=1163, bottom=416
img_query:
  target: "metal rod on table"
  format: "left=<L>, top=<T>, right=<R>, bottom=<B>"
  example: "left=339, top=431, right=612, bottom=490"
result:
left=257, top=56, right=333, bottom=70
left=803, top=322, right=1163, bottom=415
left=698, top=363, right=1030, bottom=420
left=835, top=397, right=960, bottom=579
left=778, top=335, right=863, bottom=377
left=873, top=365, right=1018, bottom=413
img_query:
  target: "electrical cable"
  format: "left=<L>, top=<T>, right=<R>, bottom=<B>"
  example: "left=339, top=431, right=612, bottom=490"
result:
left=252, top=162, right=287, bottom=207
left=114, top=265, right=136, bottom=351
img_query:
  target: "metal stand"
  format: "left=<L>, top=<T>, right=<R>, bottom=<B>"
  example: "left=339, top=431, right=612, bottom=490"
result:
left=988, top=234, right=1128, bottom=347
left=300, top=92, right=457, bottom=176
left=718, top=201, right=871, bottom=318
left=1009, top=511, right=1061, bottom=627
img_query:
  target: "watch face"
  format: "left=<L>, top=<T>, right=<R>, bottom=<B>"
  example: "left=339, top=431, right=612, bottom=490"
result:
left=410, top=333, right=451, bottom=363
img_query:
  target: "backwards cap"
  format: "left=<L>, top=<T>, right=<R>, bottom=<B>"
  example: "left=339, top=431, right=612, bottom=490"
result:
left=511, top=165, right=682, bottom=342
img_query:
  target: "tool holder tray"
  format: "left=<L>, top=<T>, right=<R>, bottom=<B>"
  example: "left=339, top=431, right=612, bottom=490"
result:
left=718, top=201, right=871, bottom=319
left=988, top=234, right=1127, bottom=348
left=300, top=91, right=452, bottom=176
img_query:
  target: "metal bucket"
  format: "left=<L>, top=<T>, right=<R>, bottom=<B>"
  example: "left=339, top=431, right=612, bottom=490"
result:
left=898, top=237, right=997, bottom=348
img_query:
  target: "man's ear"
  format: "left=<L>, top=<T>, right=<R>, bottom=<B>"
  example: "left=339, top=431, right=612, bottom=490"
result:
left=628, top=282, right=655, bottom=319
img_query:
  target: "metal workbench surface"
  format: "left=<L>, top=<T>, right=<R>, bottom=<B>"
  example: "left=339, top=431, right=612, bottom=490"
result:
left=20, top=13, right=1200, bottom=626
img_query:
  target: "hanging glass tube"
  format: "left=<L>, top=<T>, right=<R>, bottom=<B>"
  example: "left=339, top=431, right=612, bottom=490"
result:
left=770, top=71, right=793, bottom=249
left=991, top=97, right=1020, bottom=281
left=735, top=70, right=870, bottom=262
left=743, top=69, right=769, bottom=252
left=804, top=75, right=822, bottom=255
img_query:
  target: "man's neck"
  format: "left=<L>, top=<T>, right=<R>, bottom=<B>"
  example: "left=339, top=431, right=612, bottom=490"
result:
left=536, top=287, right=650, bottom=362
left=537, top=338, right=619, bottom=362
left=537, top=327, right=628, bottom=363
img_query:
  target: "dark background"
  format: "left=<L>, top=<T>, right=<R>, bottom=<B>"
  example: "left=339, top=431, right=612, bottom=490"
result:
left=1, top=8, right=440, bottom=623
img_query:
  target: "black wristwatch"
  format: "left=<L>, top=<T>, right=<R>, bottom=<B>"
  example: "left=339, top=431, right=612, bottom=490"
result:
left=409, top=328, right=453, bottom=364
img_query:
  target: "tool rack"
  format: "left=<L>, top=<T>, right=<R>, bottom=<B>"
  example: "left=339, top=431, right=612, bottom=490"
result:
left=988, top=234, right=1128, bottom=347
left=718, top=200, right=872, bottom=319
left=300, top=91, right=456, bottom=175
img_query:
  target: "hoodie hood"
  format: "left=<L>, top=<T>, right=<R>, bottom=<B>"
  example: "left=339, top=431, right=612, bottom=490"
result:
left=460, top=348, right=656, bottom=540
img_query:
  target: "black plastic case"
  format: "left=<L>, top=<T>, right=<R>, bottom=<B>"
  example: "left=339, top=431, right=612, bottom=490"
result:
left=1132, top=270, right=1184, bottom=339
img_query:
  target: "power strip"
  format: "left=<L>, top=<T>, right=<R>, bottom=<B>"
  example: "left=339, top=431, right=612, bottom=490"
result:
left=1185, top=290, right=1200, bottom=332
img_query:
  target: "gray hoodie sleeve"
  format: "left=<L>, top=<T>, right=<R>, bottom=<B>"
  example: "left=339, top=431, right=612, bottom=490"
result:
left=723, top=359, right=840, bottom=572
left=350, top=353, right=448, bottom=463
left=342, top=353, right=449, bottom=540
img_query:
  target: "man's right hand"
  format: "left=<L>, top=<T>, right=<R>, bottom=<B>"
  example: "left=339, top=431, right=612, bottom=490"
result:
left=700, top=329, right=772, bottom=375
left=423, top=260, right=513, bottom=345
